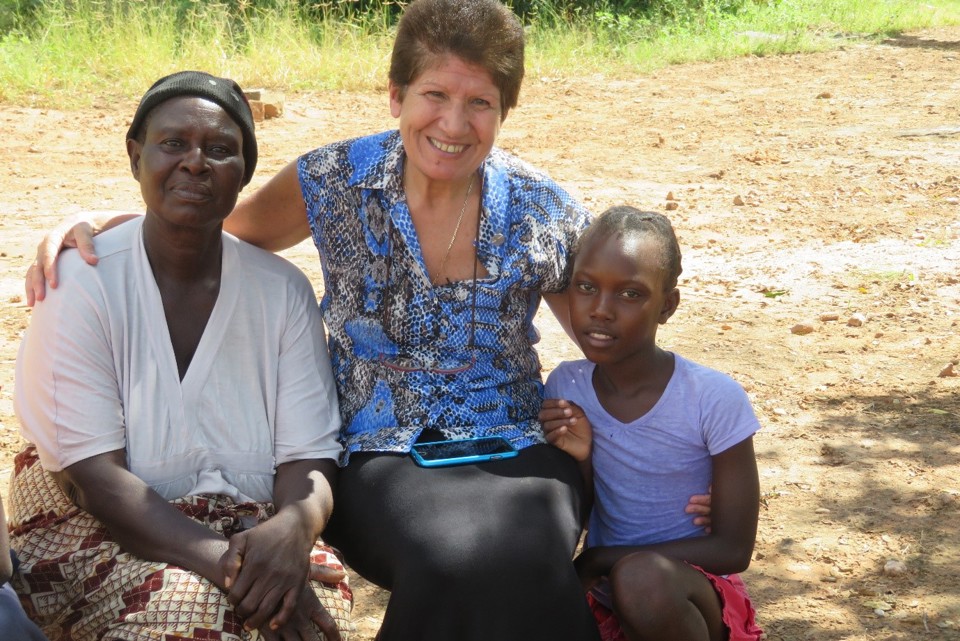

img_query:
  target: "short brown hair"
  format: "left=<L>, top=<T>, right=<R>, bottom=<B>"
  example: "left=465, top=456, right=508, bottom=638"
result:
left=389, top=0, right=525, bottom=119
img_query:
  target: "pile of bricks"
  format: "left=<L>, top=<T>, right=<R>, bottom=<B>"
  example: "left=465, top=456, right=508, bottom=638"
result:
left=243, top=90, right=284, bottom=122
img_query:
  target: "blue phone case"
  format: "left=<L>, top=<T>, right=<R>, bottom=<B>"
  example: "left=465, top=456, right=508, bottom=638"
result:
left=410, top=436, right=519, bottom=467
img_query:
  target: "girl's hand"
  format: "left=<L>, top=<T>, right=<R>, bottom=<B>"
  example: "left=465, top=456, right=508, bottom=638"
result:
left=539, top=398, right=592, bottom=462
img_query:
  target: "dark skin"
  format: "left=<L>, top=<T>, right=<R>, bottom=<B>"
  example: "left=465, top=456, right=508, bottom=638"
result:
left=1, top=496, right=14, bottom=585
left=540, top=231, right=760, bottom=641
left=52, top=97, right=342, bottom=641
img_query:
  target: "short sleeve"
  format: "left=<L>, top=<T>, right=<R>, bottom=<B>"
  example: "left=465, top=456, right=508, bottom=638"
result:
left=485, top=149, right=592, bottom=294
left=14, top=252, right=126, bottom=471
left=273, top=271, right=343, bottom=465
left=699, top=371, right=761, bottom=456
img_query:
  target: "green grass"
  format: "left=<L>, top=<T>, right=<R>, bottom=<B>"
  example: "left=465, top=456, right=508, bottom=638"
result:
left=0, top=0, right=959, bottom=107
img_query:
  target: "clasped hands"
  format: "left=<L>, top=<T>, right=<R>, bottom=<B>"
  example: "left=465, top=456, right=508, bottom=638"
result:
left=219, top=513, right=345, bottom=641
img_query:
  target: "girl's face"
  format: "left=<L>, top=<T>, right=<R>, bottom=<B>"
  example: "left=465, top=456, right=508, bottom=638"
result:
left=128, top=96, right=245, bottom=230
left=568, top=231, right=679, bottom=366
left=390, top=54, right=502, bottom=187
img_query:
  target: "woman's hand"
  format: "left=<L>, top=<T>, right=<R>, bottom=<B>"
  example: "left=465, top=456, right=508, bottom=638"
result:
left=685, top=487, right=713, bottom=533
left=220, top=512, right=314, bottom=632
left=539, top=398, right=592, bottom=462
left=26, top=211, right=138, bottom=305
left=258, top=584, right=342, bottom=641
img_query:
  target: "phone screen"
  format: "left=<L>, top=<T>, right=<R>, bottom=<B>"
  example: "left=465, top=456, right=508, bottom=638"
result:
left=411, top=437, right=517, bottom=466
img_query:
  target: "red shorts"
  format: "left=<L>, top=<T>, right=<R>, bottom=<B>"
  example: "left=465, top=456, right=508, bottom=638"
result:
left=587, top=566, right=763, bottom=641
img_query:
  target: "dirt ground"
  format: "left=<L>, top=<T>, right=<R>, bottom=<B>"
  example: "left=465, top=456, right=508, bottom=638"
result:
left=1, top=26, right=959, bottom=641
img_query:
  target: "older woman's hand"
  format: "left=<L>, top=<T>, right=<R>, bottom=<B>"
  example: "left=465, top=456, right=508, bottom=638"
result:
left=259, top=585, right=342, bottom=641
left=221, top=511, right=315, bottom=631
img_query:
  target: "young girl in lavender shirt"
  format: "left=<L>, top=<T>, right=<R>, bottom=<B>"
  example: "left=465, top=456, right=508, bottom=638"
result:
left=540, top=206, right=764, bottom=641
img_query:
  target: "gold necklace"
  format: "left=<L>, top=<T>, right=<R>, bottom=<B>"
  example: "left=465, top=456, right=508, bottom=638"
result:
left=434, top=172, right=477, bottom=284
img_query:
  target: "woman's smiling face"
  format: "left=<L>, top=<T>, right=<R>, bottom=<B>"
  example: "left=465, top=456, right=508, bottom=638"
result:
left=390, top=54, right=503, bottom=187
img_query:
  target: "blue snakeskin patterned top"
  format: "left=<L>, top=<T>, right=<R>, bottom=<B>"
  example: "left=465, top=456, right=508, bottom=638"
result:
left=298, top=131, right=590, bottom=463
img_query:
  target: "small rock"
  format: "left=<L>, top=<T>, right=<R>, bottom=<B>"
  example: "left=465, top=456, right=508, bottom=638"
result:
left=847, top=313, right=866, bottom=327
left=665, top=201, right=679, bottom=211
left=945, top=197, right=959, bottom=205
left=816, top=91, right=833, bottom=99
left=666, top=191, right=676, bottom=201
left=733, top=195, right=745, bottom=206
left=939, top=363, right=958, bottom=378
left=815, top=507, right=831, bottom=514
left=791, top=323, right=815, bottom=335
left=883, top=559, right=908, bottom=576
left=935, top=492, right=957, bottom=508
left=819, top=313, right=840, bottom=322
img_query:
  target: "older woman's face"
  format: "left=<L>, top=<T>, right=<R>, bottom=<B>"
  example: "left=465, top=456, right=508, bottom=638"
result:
left=390, top=54, right=502, bottom=187
left=127, top=96, right=245, bottom=229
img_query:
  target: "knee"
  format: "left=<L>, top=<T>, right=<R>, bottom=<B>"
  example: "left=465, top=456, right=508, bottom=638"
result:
left=608, top=551, right=678, bottom=611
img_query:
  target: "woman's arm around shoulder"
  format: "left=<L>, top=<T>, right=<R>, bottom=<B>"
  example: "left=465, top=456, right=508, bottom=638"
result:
left=224, top=160, right=311, bottom=252
left=27, top=159, right=312, bottom=304
left=27, top=211, right=139, bottom=305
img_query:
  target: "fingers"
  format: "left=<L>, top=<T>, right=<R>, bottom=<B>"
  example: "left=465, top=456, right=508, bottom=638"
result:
left=543, top=424, right=569, bottom=446
left=238, top=584, right=285, bottom=632
left=684, top=501, right=711, bottom=516
left=308, top=562, right=346, bottom=585
left=539, top=399, right=578, bottom=432
left=309, top=603, right=342, bottom=641
left=25, top=262, right=44, bottom=307
left=267, top=587, right=300, bottom=632
left=27, top=219, right=100, bottom=305
left=71, top=222, right=99, bottom=266
left=220, top=534, right=247, bottom=590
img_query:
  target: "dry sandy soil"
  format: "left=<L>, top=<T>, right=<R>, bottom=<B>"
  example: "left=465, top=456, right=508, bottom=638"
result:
left=1, top=26, right=959, bottom=641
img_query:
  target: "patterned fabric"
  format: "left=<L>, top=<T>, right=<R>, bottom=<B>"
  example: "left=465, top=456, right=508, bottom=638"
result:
left=7, top=447, right=352, bottom=641
left=298, top=130, right=591, bottom=462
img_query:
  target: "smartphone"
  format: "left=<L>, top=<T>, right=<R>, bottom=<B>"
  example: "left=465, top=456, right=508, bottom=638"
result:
left=410, top=436, right=519, bottom=468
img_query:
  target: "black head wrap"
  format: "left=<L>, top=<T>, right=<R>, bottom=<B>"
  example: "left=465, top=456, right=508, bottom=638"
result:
left=126, top=70, right=257, bottom=185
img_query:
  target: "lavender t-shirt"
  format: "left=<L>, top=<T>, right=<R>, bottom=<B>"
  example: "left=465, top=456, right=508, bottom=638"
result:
left=544, top=354, right=760, bottom=549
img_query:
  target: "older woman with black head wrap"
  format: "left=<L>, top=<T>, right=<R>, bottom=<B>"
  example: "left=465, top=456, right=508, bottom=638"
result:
left=10, top=71, right=350, bottom=641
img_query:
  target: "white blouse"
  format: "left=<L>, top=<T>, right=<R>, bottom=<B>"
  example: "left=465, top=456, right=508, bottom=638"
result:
left=15, top=218, right=342, bottom=503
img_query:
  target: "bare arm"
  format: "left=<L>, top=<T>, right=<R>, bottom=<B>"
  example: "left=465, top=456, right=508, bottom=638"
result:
left=52, top=450, right=230, bottom=588
left=575, top=437, right=760, bottom=584
left=543, top=291, right=576, bottom=343
left=223, top=160, right=311, bottom=252
left=0, top=496, right=13, bottom=583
